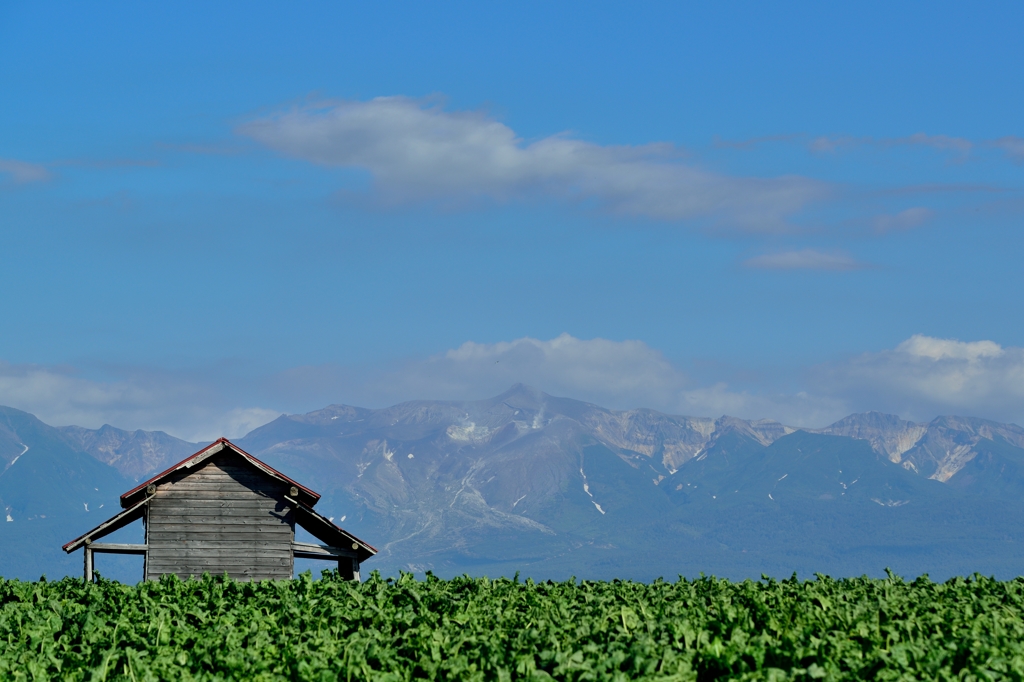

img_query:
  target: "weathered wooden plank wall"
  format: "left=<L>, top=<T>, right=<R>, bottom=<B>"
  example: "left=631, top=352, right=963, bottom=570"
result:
left=146, top=454, right=295, bottom=581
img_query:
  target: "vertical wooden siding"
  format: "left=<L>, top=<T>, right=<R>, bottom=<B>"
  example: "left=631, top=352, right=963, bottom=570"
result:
left=146, top=453, right=295, bottom=581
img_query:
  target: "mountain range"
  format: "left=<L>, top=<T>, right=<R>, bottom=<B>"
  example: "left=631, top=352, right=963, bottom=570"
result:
left=3, top=384, right=1024, bottom=582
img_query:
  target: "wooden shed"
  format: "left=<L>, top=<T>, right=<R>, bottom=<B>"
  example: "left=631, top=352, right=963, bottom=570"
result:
left=63, top=438, right=376, bottom=582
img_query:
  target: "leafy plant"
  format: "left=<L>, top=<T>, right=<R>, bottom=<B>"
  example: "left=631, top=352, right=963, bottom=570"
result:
left=2, top=570, right=1024, bottom=680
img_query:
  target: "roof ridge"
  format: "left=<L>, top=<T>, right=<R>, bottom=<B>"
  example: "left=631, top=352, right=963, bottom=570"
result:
left=118, top=438, right=321, bottom=508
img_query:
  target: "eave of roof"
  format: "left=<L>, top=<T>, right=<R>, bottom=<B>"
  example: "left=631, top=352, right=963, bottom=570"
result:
left=119, top=438, right=321, bottom=509
left=287, top=495, right=378, bottom=562
left=63, top=495, right=150, bottom=552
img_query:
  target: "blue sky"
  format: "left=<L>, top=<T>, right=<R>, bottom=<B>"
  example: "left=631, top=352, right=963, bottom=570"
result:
left=2, top=2, right=1023, bottom=439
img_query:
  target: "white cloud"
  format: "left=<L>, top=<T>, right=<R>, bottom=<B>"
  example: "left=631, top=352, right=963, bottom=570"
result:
left=367, top=334, right=1024, bottom=427
left=0, top=362, right=279, bottom=442
left=209, top=407, right=283, bottom=440
left=4, top=335, right=1023, bottom=440
left=810, top=335, right=1024, bottom=424
left=0, top=158, right=51, bottom=184
left=743, top=248, right=865, bottom=271
left=872, top=207, right=933, bottom=233
left=239, top=96, right=825, bottom=231
left=895, top=335, right=1004, bottom=361
left=348, top=334, right=844, bottom=425
left=370, top=333, right=689, bottom=411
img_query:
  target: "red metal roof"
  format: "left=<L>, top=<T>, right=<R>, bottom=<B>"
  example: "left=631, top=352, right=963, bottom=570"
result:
left=119, top=437, right=321, bottom=508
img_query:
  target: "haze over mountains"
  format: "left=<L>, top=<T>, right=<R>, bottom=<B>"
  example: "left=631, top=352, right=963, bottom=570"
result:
left=3, top=385, right=1024, bottom=582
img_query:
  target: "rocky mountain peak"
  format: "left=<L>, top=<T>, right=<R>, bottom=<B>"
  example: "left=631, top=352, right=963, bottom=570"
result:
left=56, top=424, right=196, bottom=482
left=812, top=412, right=927, bottom=462
left=493, top=383, right=548, bottom=410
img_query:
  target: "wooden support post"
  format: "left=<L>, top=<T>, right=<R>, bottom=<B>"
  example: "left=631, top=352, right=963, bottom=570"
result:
left=84, top=547, right=94, bottom=582
left=337, top=557, right=361, bottom=581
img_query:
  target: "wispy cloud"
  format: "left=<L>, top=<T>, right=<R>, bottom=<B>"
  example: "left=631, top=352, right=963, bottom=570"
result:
left=52, top=158, right=161, bottom=170
left=891, top=133, right=973, bottom=154
left=0, top=158, right=51, bottom=184
left=872, top=207, right=933, bottom=233
left=809, top=133, right=973, bottom=156
left=874, top=183, right=1007, bottom=197
left=712, top=133, right=802, bottom=150
left=0, top=156, right=161, bottom=185
left=239, top=96, right=826, bottom=231
left=156, top=141, right=248, bottom=156
left=743, top=248, right=866, bottom=271
left=807, top=136, right=862, bottom=153
left=992, top=136, right=1024, bottom=163
left=673, top=383, right=847, bottom=429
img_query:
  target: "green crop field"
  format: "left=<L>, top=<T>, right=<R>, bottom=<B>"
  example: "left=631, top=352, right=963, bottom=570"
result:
left=2, top=571, right=1024, bottom=681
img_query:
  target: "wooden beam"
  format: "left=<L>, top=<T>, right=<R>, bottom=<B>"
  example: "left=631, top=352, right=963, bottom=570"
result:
left=148, top=534, right=292, bottom=546
left=152, top=490, right=278, bottom=500
left=291, top=541, right=358, bottom=560
left=145, top=539, right=287, bottom=550
left=150, top=499, right=284, bottom=509
left=147, top=557, right=292, bottom=568
left=84, top=547, right=93, bottom=582
left=149, top=548, right=291, bottom=559
left=89, top=543, right=149, bottom=555
left=148, top=514, right=290, bottom=525
left=63, top=494, right=151, bottom=553
left=286, top=495, right=376, bottom=561
left=147, top=524, right=293, bottom=535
